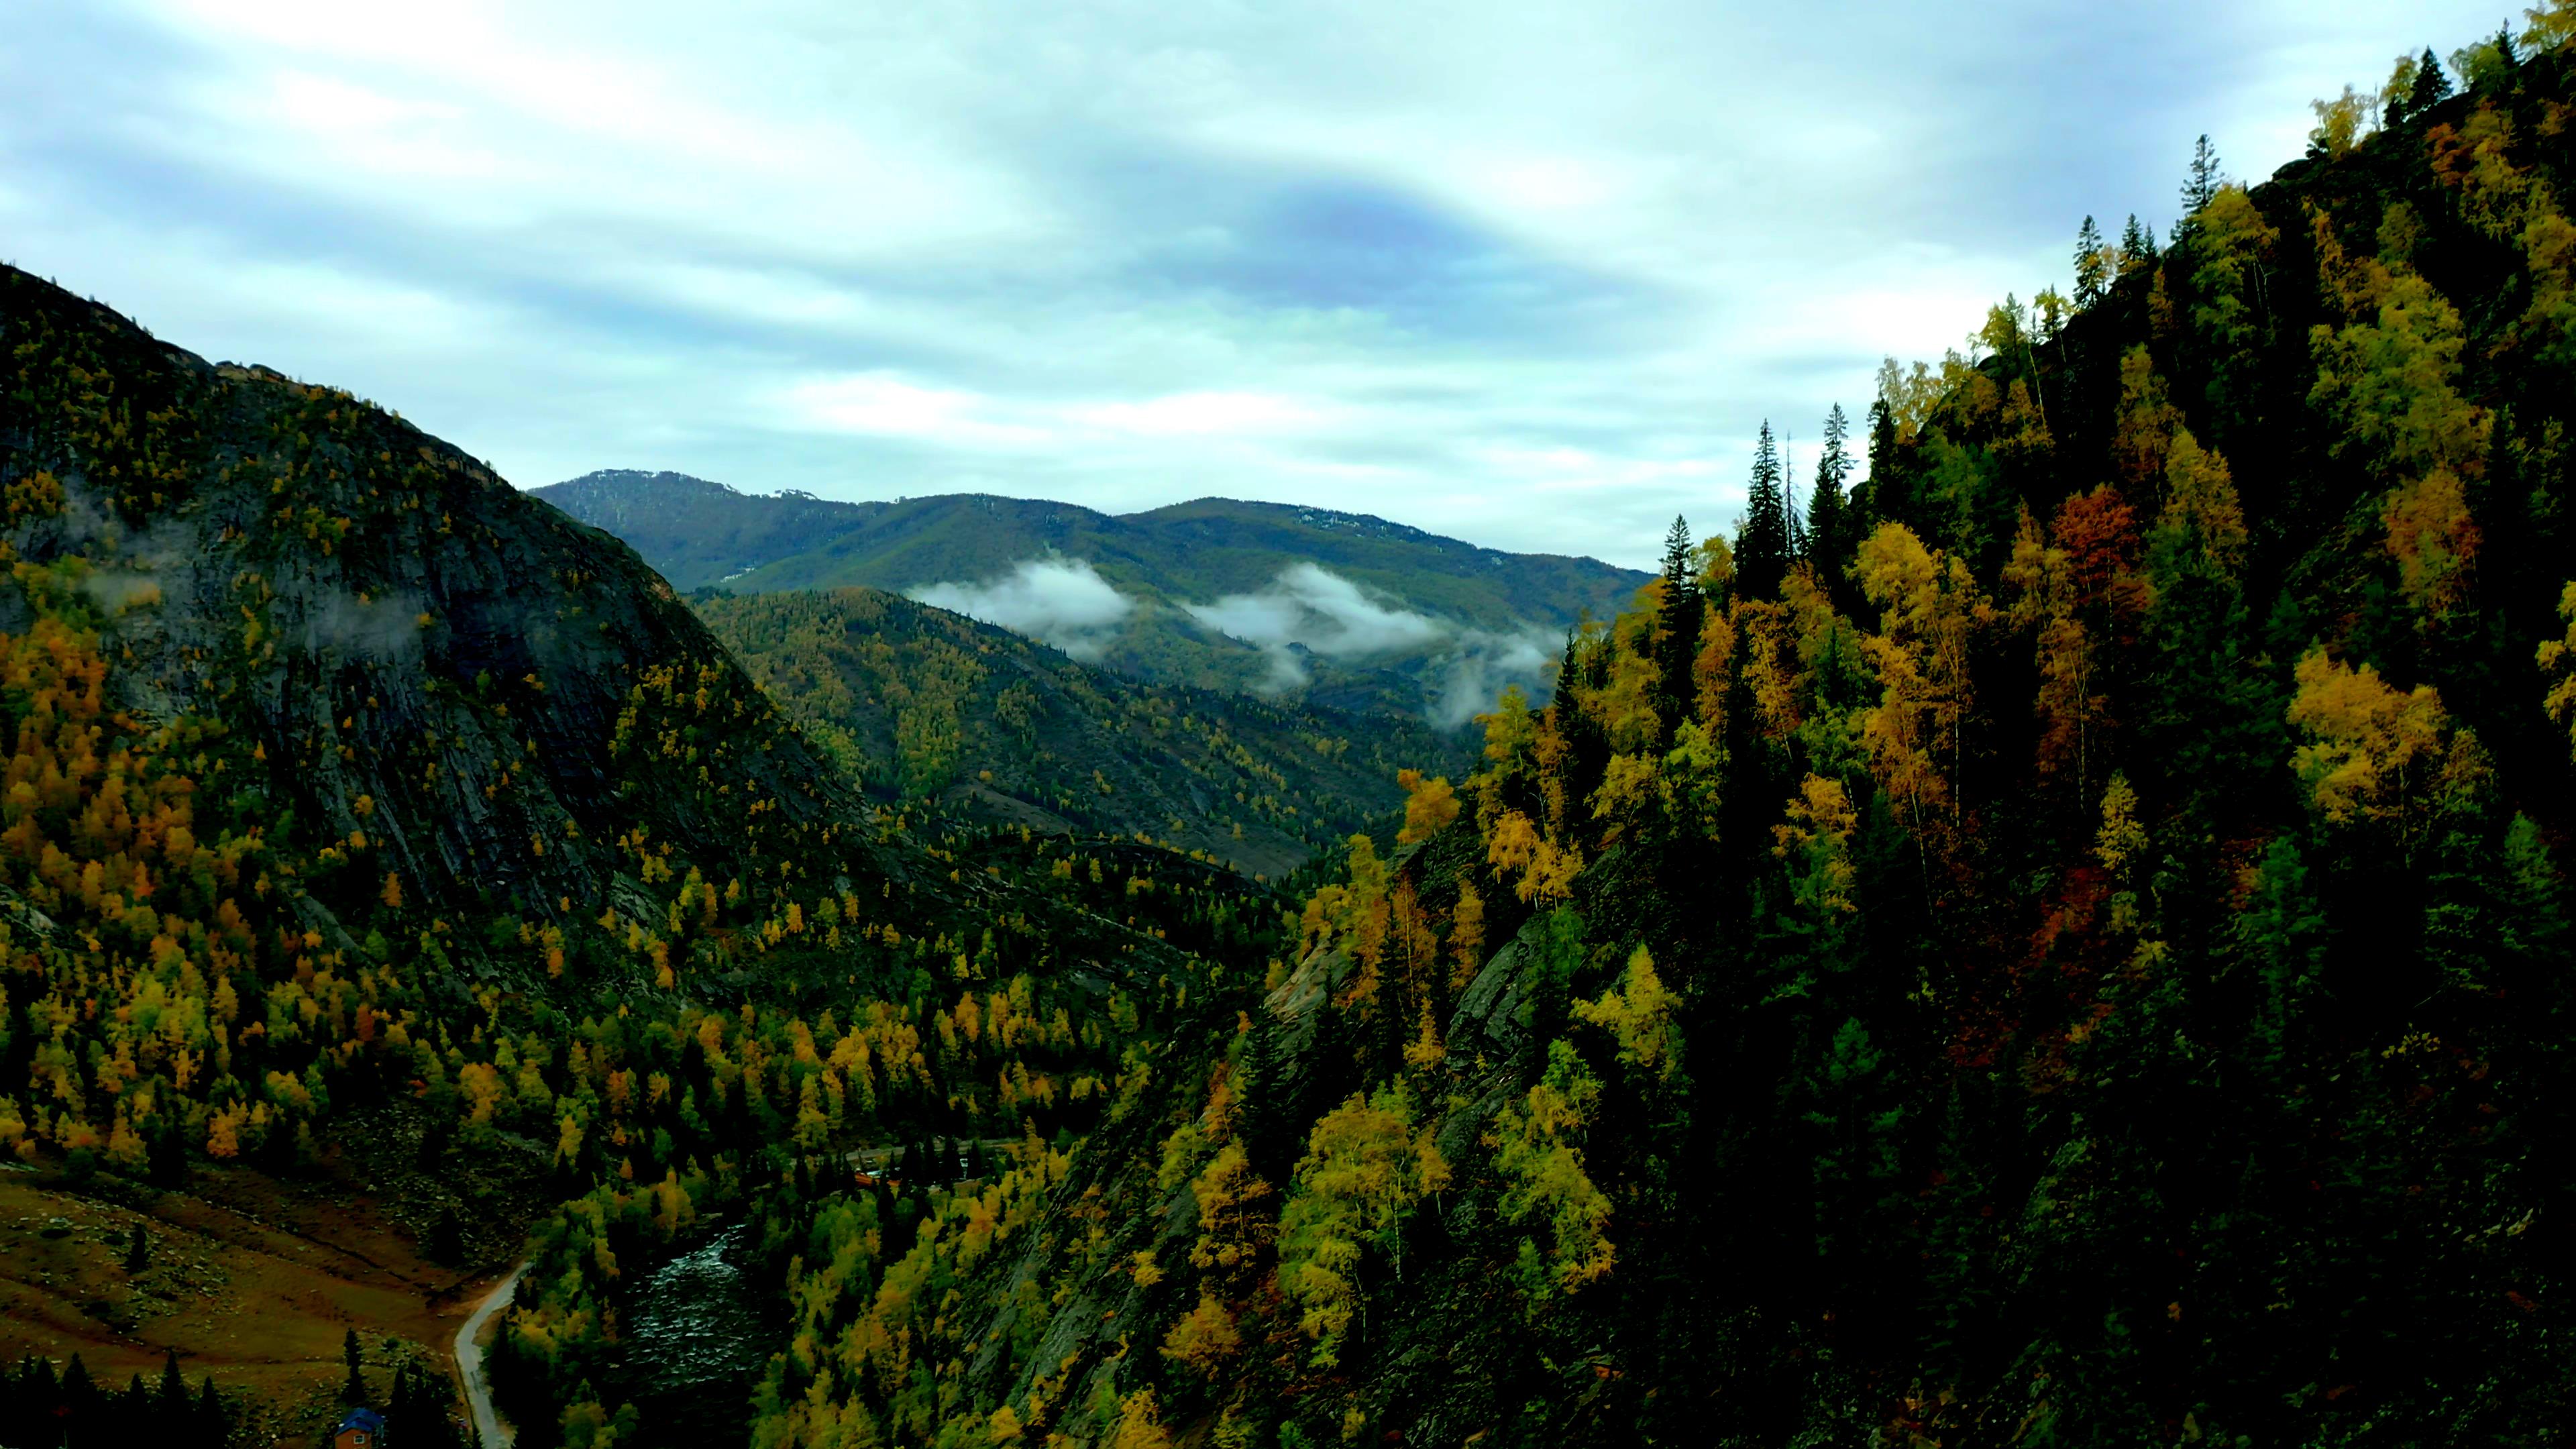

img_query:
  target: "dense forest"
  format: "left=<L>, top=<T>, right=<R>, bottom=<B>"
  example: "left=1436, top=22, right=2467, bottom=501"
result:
left=1, top=14, right=2572, bottom=1449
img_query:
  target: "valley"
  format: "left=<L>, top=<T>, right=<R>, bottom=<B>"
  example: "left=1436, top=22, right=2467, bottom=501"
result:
left=1, top=14, right=2573, bottom=1449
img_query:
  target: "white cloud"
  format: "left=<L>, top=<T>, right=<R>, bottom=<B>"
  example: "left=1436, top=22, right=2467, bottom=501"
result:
left=1071, top=390, right=1336, bottom=437
left=787, top=374, right=1050, bottom=447
left=1188, top=564, right=1445, bottom=659
left=0, top=0, right=2512, bottom=571
left=1181, top=563, right=1450, bottom=692
left=1177, top=566, right=1555, bottom=722
left=910, top=558, right=1135, bottom=660
left=1429, top=628, right=1557, bottom=729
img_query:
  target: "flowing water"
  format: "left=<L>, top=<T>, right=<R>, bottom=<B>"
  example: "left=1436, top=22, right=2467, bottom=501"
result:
left=623, top=1221, right=775, bottom=1444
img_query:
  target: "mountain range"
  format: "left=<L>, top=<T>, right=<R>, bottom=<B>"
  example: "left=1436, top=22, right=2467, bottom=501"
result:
left=533, top=470, right=1648, bottom=723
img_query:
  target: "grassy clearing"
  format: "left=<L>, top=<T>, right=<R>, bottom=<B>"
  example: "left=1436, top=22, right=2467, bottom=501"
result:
left=0, top=1102, right=545, bottom=1444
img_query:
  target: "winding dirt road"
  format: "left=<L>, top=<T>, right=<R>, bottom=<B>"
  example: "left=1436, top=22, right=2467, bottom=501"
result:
left=453, top=1263, right=528, bottom=1449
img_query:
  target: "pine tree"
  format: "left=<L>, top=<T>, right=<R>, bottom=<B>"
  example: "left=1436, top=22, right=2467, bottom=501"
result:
left=1865, top=396, right=1906, bottom=528
left=2074, top=215, right=2108, bottom=308
left=123, top=1225, right=149, bottom=1275
left=62, top=1355, right=94, bottom=1418
left=195, top=1377, right=227, bottom=1449
left=1735, top=421, right=1791, bottom=601
left=1654, top=516, right=1703, bottom=734
left=1807, top=404, right=1854, bottom=582
left=2118, top=213, right=2148, bottom=275
left=155, top=1349, right=185, bottom=1421
left=2409, top=46, right=2453, bottom=112
left=2178, top=134, right=2224, bottom=228
left=342, top=1330, right=367, bottom=1405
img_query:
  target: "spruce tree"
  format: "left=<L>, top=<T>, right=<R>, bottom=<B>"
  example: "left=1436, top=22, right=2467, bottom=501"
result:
left=1857, top=397, right=1898, bottom=526
left=195, top=1377, right=227, bottom=1449
left=1735, top=421, right=1791, bottom=601
left=1806, top=404, right=1854, bottom=583
left=341, top=1329, right=367, bottom=1406
left=2408, top=46, right=2452, bottom=112
left=155, top=1348, right=184, bottom=1420
left=2178, top=133, right=2224, bottom=229
left=2118, top=213, right=2149, bottom=273
left=1654, top=516, right=1702, bottom=735
left=123, top=1225, right=149, bottom=1275
left=2074, top=215, right=2107, bottom=308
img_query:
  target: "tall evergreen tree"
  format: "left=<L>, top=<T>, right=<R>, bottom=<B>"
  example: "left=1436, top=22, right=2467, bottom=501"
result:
left=1806, top=404, right=1854, bottom=584
left=1735, top=421, right=1791, bottom=601
left=155, top=1349, right=185, bottom=1421
left=2074, top=215, right=2108, bottom=308
left=342, top=1329, right=368, bottom=1406
left=1857, top=397, right=1899, bottom=530
left=1654, top=516, right=1702, bottom=735
left=2409, top=46, right=2453, bottom=111
left=2177, top=133, right=2224, bottom=233
left=195, top=1377, right=227, bottom=1449
left=2120, top=212, right=2159, bottom=268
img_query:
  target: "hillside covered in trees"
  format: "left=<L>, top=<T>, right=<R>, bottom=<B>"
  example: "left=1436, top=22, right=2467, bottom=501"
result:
left=692, top=588, right=1466, bottom=879
left=695, top=23, right=2576, bottom=1449
left=5, top=13, right=2576, bottom=1449
left=0, top=260, right=1303, bottom=1445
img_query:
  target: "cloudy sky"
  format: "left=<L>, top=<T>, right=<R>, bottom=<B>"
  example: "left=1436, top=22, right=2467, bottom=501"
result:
left=1, top=0, right=2505, bottom=569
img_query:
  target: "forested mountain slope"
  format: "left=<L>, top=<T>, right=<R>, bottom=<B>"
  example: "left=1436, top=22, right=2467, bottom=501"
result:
left=0, top=264, right=1295, bottom=1447
left=710, top=29, right=2576, bottom=1449
left=536, top=472, right=1648, bottom=721
left=694, top=588, right=1468, bottom=879
left=10, top=19, right=2576, bottom=1449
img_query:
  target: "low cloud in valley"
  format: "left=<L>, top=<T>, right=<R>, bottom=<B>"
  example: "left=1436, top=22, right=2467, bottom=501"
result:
left=910, top=559, right=1134, bottom=661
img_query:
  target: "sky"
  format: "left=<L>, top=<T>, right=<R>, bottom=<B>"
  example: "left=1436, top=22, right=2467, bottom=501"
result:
left=0, top=0, right=2514, bottom=571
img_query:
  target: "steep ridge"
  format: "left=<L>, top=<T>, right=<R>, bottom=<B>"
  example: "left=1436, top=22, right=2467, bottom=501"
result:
left=694, top=588, right=1470, bottom=879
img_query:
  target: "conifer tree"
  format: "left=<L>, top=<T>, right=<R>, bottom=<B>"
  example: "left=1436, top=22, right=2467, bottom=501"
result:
left=124, top=1225, right=149, bottom=1275
left=1807, top=404, right=1854, bottom=580
left=1857, top=398, right=1898, bottom=527
left=155, top=1349, right=184, bottom=1420
left=2119, top=213, right=2159, bottom=268
left=1654, top=517, right=1702, bottom=733
left=195, top=1376, right=227, bottom=1448
left=2074, top=215, right=2108, bottom=308
left=342, top=1330, right=367, bottom=1405
left=2176, top=133, right=2224, bottom=236
left=2408, top=46, right=2452, bottom=112
left=1735, top=421, right=1791, bottom=601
